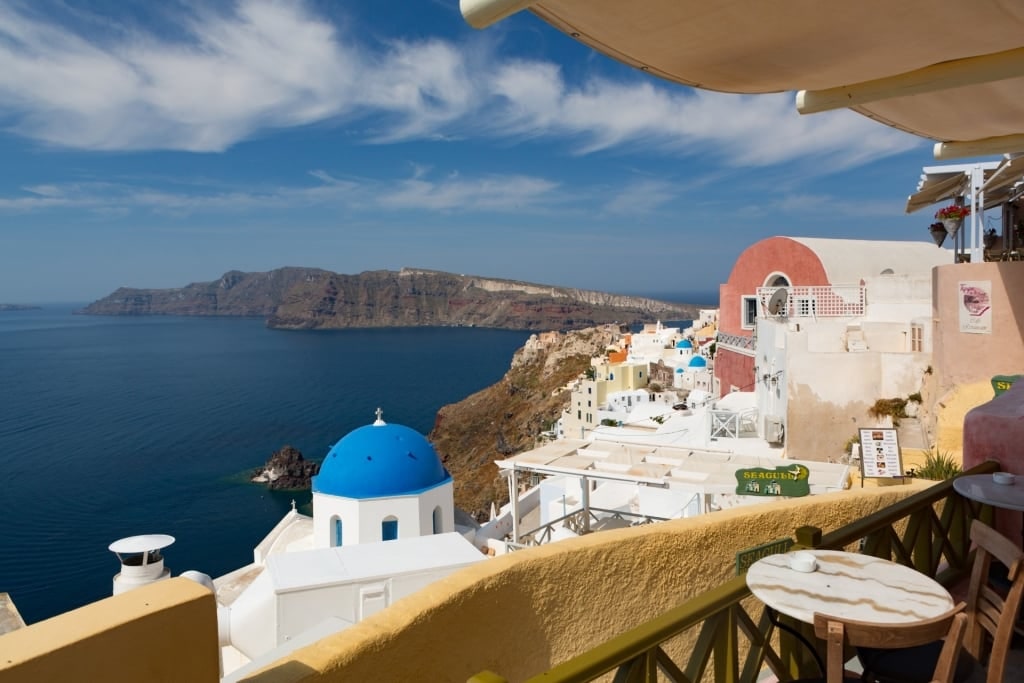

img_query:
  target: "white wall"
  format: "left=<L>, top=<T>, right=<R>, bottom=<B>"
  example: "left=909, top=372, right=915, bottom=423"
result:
left=312, top=482, right=453, bottom=547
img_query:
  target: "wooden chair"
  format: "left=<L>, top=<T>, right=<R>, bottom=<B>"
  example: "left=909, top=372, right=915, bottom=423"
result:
left=861, top=520, right=1024, bottom=683
left=808, top=606, right=967, bottom=683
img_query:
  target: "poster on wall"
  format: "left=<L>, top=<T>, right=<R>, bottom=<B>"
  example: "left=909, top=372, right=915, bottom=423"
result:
left=959, top=280, right=992, bottom=334
left=859, top=428, right=903, bottom=479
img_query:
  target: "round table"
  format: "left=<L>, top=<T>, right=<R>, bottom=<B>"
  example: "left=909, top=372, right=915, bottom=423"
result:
left=746, top=549, right=954, bottom=625
left=953, top=473, right=1024, bottom=512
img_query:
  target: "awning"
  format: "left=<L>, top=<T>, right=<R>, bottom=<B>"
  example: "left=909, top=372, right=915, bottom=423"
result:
left=982, top=155, right=1024, bottom=196
left=461, top=0, right=1024, bottom=159
left=905, top=173, right=968, bottom=215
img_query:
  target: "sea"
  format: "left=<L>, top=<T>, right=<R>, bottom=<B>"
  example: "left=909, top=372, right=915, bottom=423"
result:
left=0, top=305, right=535, bottom=624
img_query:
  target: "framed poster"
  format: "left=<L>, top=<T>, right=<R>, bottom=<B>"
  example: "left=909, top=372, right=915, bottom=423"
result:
left=859, top=428, right=903, bottom=479
left=958, top=280, right=992, bottom=334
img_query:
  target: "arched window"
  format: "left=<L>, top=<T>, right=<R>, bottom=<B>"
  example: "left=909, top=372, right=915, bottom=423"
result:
left=382, top=516, right=398, bottom=541
left=432, top=506, right=443, bottom=534
left=766, top=273, right=791, bottom=287
left=332, top=516, right=343, bottom=547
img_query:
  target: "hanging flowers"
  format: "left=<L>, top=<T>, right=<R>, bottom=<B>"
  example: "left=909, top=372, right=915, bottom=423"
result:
left=935, top=204, right=970, bottom=221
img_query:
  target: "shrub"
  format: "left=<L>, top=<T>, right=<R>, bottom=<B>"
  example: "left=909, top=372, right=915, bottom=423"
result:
left=649, top=382, right=663, bottom=393
left=868, top=397, right=908, bottom=426
left=907, top=392, right=922, bottom=404
left=910, top=450, right=962, bottom=480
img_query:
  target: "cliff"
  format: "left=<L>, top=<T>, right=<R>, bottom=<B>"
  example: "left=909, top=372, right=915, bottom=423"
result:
left=79, top=267, right=698, bottom=331
left=429, top=325, right=623, bottom=517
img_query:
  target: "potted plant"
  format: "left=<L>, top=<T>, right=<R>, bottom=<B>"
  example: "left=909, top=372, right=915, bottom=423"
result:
left=928, top=221, right=947, bottom=247
left=935, top=204, right=970, bottom=236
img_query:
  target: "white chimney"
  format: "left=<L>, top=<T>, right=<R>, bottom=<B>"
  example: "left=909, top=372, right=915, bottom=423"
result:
left=108, top=534, right=174, bottom=595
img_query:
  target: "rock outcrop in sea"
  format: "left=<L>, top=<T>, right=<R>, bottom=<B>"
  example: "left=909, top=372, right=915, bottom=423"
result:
left=78, top=267, right=699, bottom=331
left=251, top=445, right=320, bottom=490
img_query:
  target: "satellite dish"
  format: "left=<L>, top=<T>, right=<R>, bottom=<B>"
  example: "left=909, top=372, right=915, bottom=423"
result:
left=767, top=288, right=788, bottom=316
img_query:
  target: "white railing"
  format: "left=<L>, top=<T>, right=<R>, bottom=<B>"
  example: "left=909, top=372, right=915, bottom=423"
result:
left=756, top=285, right=865, bottom=318
left=717, top=331, right=754, bottom=350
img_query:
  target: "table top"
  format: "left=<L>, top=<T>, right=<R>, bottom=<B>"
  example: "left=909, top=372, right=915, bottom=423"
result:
left=746, top=549, right=954, bottom=624
left=953, top=473, right=1024, bottom=512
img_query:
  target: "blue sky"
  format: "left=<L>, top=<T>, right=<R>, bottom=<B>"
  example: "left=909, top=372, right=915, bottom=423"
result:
left=0, top=0, right=981, bottom=303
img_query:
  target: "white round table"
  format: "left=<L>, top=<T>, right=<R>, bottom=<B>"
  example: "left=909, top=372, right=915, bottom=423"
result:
left=746, top=549, right=954, bottom=624
left=953, top=473, right=1024, bottom=512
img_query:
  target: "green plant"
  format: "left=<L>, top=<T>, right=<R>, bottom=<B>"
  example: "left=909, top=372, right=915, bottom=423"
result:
left=649, top=382, right=663, bottom=393
left=910, top=450, right=962, bottom=480
left=907, top=392, right=922, bottom=404
left=600, top=418, right=619, bottom=427
left=651, top=415, right=665, bottom=424
left=843, top=433, right=861, bottom=455
left=868, top=397, right=908, bottom=426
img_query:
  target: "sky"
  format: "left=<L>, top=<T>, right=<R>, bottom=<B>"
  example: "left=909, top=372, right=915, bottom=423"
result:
left=0, top=0, right=994, bottom=304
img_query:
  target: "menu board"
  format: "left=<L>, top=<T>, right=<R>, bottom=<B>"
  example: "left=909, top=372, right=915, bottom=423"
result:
left=859, top=428, right=903, bottom=478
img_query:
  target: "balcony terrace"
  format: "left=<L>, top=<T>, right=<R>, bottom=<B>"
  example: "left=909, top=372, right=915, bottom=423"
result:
left=1, top=462, right=1012, bottom=683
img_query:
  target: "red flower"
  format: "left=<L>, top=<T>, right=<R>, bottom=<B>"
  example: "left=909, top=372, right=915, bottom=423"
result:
left=935, top=204, right=970, bottom=220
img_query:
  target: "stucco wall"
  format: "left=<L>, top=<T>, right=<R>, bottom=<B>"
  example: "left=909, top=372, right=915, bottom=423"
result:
left=716, top=346, right=755, bottom=395
left=0, top=578, right=218, bottom=683
left=932, top=262, right=1024, bottom=395
left=930, top=262, right=1024, bottom=463
left=241, top=484, right=932, bottom=683
left=718, top=237, right=829, bottom=336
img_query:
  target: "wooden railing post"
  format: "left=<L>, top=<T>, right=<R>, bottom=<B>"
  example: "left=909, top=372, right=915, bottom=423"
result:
left=795, top=525, right=821, bottom=547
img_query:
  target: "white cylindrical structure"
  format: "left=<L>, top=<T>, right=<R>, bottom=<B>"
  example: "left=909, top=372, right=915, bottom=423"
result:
left=109, top=534, right=174, bottom=596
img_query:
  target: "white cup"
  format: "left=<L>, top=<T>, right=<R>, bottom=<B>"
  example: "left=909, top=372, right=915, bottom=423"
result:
left=993, top=472, right=1016, bottom=485
left=789, top=551, right=817, bottom=573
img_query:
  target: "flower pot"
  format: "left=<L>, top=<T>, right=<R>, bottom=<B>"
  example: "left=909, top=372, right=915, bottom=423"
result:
left=942, top=217, right=963, bottom=237
left=929, top=224, right=947, bottom=247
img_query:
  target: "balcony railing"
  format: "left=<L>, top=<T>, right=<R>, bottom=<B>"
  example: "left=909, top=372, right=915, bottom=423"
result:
left=756, top=285, right=866, bottom=318
left=716, top=332, right=755, bottom=351
left=470, top=462, right=998, bottom=683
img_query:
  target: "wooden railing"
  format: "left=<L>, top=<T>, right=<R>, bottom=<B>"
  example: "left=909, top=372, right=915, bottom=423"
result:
left=469, top=463, right=998, bottom=683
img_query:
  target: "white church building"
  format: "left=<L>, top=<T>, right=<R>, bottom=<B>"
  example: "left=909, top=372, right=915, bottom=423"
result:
left=107, top=412, right=485, bottom=679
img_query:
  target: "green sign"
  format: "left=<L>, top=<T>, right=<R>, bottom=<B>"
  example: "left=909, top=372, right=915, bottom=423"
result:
left=735, top=537, right=794, bottom=575
left=735, top=464, right=810, bottom=497
left=992, top=374, right=1021, bottom=397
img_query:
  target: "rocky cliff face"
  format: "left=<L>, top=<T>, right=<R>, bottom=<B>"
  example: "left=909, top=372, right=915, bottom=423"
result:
left=79, top=267, right=698, bottom=331
left=429, top=325, right=623, bottom=517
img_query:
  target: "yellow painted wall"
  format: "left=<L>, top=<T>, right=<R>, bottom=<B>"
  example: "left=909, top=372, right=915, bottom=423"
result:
left=241, top=484, right=932, bottom=683
left=0, top=578, right=219, bottom=683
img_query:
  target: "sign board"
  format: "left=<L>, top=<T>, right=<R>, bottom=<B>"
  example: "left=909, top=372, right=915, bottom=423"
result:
left=859, top=428, right=903, bottom=478
left=734, top=465, right=810, bottom=497
left=735, top=537, right=794, bottom=575
left=992, top=375, right=1021, bottom=397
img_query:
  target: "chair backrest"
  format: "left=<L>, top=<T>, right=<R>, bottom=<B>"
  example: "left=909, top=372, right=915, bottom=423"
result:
left=965, top=519, right=1024, bottom=683
left=813, top=604, right=967, bottom=683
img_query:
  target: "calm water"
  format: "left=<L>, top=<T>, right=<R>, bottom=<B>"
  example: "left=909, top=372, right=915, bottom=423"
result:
left=0, top=305, right=530, bottom=624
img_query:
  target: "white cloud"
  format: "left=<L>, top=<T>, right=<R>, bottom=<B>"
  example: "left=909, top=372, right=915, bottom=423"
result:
left=0, top=0, right=922, bottom=167
left=602, top=180, right=677, bottom=215
left=0, top=168, right=561, bottom=216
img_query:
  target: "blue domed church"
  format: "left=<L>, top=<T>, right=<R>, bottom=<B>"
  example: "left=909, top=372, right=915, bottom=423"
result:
left=312, top=409, right=455, bottom=547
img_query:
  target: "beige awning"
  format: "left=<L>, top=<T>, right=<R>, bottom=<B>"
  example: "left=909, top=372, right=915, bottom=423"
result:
left=462, top=0, right=1024, bottom=159
left=905, top=173, right=968, bottom=215
left=983, top=155, right=1024, bottom=195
